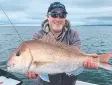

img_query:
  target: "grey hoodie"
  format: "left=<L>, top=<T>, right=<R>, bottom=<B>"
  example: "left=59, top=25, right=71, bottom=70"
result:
left=32, top=19, right=81, bottom=85
left=33, top=19, right=81, bottom=48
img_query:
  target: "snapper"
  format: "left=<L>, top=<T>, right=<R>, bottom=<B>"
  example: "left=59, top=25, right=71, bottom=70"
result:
left=7, top=35, right=112, bottom=82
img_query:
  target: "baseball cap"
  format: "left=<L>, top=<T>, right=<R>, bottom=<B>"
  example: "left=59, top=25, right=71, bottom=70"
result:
left=47, top=2, right=67, bottom=14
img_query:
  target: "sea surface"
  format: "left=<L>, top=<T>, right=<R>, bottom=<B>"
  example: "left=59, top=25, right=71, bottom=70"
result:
left=0, top=25, right=112, bottom=85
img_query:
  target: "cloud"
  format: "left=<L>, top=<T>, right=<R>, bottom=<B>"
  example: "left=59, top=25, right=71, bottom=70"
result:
left=0, top=0, right=112, bottom=25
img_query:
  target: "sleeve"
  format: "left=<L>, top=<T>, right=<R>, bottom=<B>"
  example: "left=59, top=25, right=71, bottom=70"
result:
left=70, top=30, right=81, bottom=48
left=32, top=30, right=44, bottom=40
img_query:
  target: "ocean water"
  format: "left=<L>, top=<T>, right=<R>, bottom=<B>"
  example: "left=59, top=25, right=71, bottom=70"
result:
left=0, top=26, right=112, bottom=85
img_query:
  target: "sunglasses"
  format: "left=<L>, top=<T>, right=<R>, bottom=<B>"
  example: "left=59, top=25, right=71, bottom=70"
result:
left=49, top=12, right=67, bottom=18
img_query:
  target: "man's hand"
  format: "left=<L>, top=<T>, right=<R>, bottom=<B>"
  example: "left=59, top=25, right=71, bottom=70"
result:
left=83, top=58, right=98, bottom=69
left=25, top=72, right=37, bottom=79
left=83, top=52, right=112, bottom=69
left=83, top=53, right=98, bottom=69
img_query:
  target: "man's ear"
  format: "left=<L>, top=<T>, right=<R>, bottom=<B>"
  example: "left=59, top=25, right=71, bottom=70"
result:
left=46, top=15, right=50, bottom=20
left=46, top=15, right=49, bottom=18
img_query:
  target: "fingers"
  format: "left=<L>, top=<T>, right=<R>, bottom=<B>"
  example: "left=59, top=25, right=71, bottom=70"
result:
left=25, top=72, right=37, bottom=79
left=84, top=59, right=98, bottom=69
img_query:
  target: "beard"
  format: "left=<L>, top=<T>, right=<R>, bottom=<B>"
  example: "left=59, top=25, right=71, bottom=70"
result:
left=51, top=28, right=62, bottom=33
left=49, top=22, right=65, bottom=33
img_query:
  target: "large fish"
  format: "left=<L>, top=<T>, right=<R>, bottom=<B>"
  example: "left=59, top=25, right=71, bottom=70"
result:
left=7, top=35, right=112, bottom=82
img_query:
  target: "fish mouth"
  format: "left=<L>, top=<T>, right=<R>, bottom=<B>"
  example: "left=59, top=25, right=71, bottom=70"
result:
left=7, top=64, right=15, bottom=70
left=7, top=66, right=13, bottom=72
left=7, top=64, right=17, bottom=72
left=7, top=66, right=26, bottom=73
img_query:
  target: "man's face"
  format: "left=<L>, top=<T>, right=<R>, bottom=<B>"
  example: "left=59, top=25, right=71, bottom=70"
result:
left=47, top=10, right=67, bottom=33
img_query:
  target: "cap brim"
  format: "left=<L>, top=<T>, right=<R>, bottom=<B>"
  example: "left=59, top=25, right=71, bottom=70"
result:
left=50, top=8, right=67, bottom=14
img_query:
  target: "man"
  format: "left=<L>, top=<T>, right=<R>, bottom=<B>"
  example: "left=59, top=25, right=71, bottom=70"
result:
left=25, top=2, right=111, bottom=85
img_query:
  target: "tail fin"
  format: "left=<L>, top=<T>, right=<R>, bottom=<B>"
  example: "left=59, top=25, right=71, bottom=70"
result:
left=100, top=63, right=112, bottom=71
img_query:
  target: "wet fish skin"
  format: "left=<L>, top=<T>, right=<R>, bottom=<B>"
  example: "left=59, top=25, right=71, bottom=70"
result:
left=7, top=35, right=112, bottom=82
left=7, top=39, right=90, bottom=74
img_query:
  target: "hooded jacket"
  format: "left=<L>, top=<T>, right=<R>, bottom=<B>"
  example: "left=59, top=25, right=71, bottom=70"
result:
left=32, top=19, right=81, bottom=85
left=33, top=19, right=81, bottom=48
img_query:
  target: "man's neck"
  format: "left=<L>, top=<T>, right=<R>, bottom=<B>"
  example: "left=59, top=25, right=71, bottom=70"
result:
left=51, top=30, right=61, bottom=38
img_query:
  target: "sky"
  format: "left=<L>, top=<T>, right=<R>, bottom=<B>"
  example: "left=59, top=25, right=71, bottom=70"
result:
left=0, top=0, right=112, bottom=26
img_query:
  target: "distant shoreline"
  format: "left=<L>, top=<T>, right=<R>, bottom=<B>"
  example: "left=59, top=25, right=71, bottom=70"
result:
left=0, top=25, right=112, bottom=26
left=79, top=25, right=112, bottom=26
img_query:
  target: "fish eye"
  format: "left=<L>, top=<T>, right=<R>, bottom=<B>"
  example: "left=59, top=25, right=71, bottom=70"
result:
left=16, top=51, right=21, bottom=56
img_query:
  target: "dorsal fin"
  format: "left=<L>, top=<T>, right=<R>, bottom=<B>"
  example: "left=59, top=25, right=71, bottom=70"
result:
left=39, top=34, right=86, bottom=55
left=39, top=34, right=59, bottom=45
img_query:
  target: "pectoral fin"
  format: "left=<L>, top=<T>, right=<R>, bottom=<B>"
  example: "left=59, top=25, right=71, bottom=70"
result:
left=39, top=73, right=50, bottom=82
